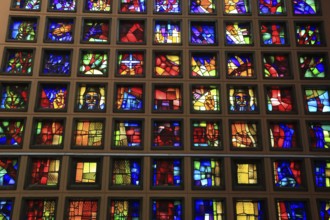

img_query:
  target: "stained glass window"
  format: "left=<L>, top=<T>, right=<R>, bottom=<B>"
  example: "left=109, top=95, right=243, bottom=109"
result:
left=260, top=22, right=288, bottom=45
left=72, top=119, right=104, bottom=147
left=7, top=17, right=37, bottom=41
left=191, top=85, right=220, bottom=113
left=307, top=121, right=330, bottom=149
left=82, top=19, right=110, bottom=43
left=114, top=84, right=144, bottom=112
left=192, top=158, right=221, bottom=188
left=0, top=199, right=14, bottom=219
left=230, top=121, right=259, bottom=149
left=2, top=48, right=34, bottom=75
left=154, top=0, right=181, bottom=13
left=262, top=53, right=291, bottom=78
left=190, top=52, right=218, bottom=78
left=11, top=0, right=40, bottom=10
left=118, top=20, right=145, bottom=43
left=298, top=53, right=327, bottom=79
left=73, top=160, right=98, bottom=184
left=190, top=0, right=215, bottom=14
left=119, top=0, right=146, bottom=13
left=84, top=0, right=111, bottom=12
left=258, top=0, right=285, bottom=15
left=266, top=86, right=295, bottom=113
left=293, top=0, right=319, bottom=15
left=154, top=20, right=181, bottom=44
left=153, top=84, right=182, bottom=112
left=152, top=199, right=183, bottom=219
left=0, top=158, right=18, bottom=188
left=79, top=50, right=108, bottom=76
left=111, top=158, right=141, bottom=187
left=225, top=22, right=252, bottom=45
left=41, top=49, right=71, bottom=76
left=0, top=119, right=25, bottom=147
left=36, top=83, right=68, bottom=111
left=117, top=50, right=144, bottom=77
left=152, top=158, right=182, bottom=188
left=234, top=161, right=259, bottom=185
left=22, top=199, right=56, bottom=219
left=303, top=87, right=330, bottom=113
left=194, top=199, right=224, bottom=219
left=66, top=199, right=98, bottom=220
left=318, top=200, right=330, bottom=219
left=313, top=160, right=330, bottom=189
left=235, top=200, right=266, bottom=219
left=276, top=200, right=308, bottom=219
left=273, top=160, right=303, bottom=188
left=48, top=0, right=76, bottom=11
left=226, top=53, right=254, bottom=78
left=76, top=84, right=106, bottom=111
left=296, top=22, right=323, bottom=45
left=0, top=83, right=29, bottom=110
left=228, top=86, right=258, bottom=112
left=109, top=199, right=141, bottom=219
left=45, top=18, right=74, bottom=43
left=269, top=121, right=298, bottom=149
left=191, top=120, right=222, bottom=149
left=154, top=51, right=181, bottom=77
left=152, top=120, right=182, bottom=149
left=32, top=118, right=65, bottom=147
left=112, top=119, right=143, bottom=148
left=190, top=21, right=216, bottom=45
left=224, top=0, right=250, bottom=14
left=27, top=158, right=60, bottom=187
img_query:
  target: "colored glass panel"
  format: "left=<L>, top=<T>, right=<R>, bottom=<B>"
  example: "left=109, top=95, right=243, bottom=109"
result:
left=0, top=158, right=18, bottom=187
left=46, top=19, right=74, bottom=42
left=224, top=0, right=250, bottom=14
left=261, top=22, right=287, bottom=45
left=193, top=158, right=221, bottom=187
left=304, top=89, right=330, bottom=113
left=75, top=161, right=97, bottom=183
left=29, top=159, right=60, bottom=186
left=319, top=200, right=330, bottom=220
left=120, top=0, right=146, bottom=12
left=153, top=85, right=182, bottom=111
left=293, top=0, right=318, bottom=15
left=236, top=163, right=258, bottom=184
left=229, top=87, right=257, bottom=112
left=152, top=199, right=183, bottom=219
left=225, top=22, right=252, bottom=45
left=276, top=201, right=308, bottom=219
left=109, top=199, right=141, bottom=219
left=82, top=20, right=109, bottom=43
left=42, top=50, right=71, bottom=75
left=0, top=119, right=24, bottom=146
left=235, top=200, right=265, bottom=219
left=0, top=200, right=13, bottom=219
left=111, top=159, right=141, bottom=186
left=227, top=53, right=254, bottom=78
left=118, top=51, right=144, bottom=76
left=33, top=119, right=64, bottom=146
left=8, top=18, right=37, bottom=41
left=115, top=85, right=144, bottom=111
left=154, top=21, right=181, bottom=44
left=152, top=120, right=182, bottom=148
left=3, top=49, right=33, bottom=74
left=263, top=53, right=290, bottom=78
left=85, top=0, right=111, bottom=12
left=76, top=84, right=106, bottom=111
left=79, top=51, right=108, bottom=76
left=314, top=160, right=330, bottom=188
left=38, top=84, right=68, bottom=110
left=192, top=85, right=220, bottom=112
left=191, top=52, right=217, bottom=78
left=0, top=83, right=29, bottom=110
left=194, top=199, right=223, bottom=220
left=12, top=0, right=40, bottom=10
left=258, top=0, right=285, bottom=14
left=299, top=54, right=326, bottom=78
left=154, top=52, right=181, bottom=77
left=23, top=200, right=56, bottom=219
left=119, top=20, right=145, bottom=43
left=73, top=120, right=104, bottom=147
left=273, top=160, right=302, bottom=188
left=155, top=0, right=180, bottom=13
left=269, top=122, right=298, bottom=149
left=113, top=120, right=142, bottom=148
left=266, top=87, right=294, bottom=112
left=192, top=120, right=221, bottom=149
left=49, top=0, right=76, bottom=11
left=190, top=22, right=216, bottom=45
left=190, top=0, right=215, bottom=14
left=152, top=159, right=182, bottom=187
left=67, top=200, right=98, bottom=220
left=231, top=121, right=258, bottom=148
left=296, top=23, right=322, bottom=45
left=308, top=122, right=330, bottom=149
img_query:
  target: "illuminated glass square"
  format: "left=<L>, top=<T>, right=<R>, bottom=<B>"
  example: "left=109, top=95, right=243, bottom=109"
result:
left=235, top=200, right=266, bottom=219
left=193, top=199, right=224, bottom=219
left=190, top=52, right=218, bottom=78
left=109, top=199, right=141, bottom=219
left=7, top=17, right=38, bottom=42
left=152, top=120, right=182, bottom=149
left=117, top=50, right=145, bottom=77
left=230, top=120, right=260, bottom=149
left=75, top=84, right=106, bottom=111
left=72, top=119, right=104, bottom=148
left=154, top=20, right=181, bottom=44
left=48, top=0, right=76, bottom=11
left=154, top=0, right=181, bottom=13
left=226, top=53, right=254, bottom=78
left=191, top=119, right=222, bottom=149
left=313, top=160, right=330, bottom=189
left=151, top=199, right=183, bottom=219
left=118, top=20, right=145, bottom=43
left=224, top=0, right=250, bottom=14
left=66, top=199, right=99, bottom=219
left=293, top=0, right=319, bottom=15
left=154, top=51, right=181, bottom=77
left=258, top=0, right=286, bottom=15
left=110, top=158, right=142, bottom=188
left=119, top=0, right=146, bottom=13
left=151, top=158, right=182, bottom=188
left=269, top=121, right=299, bottom=149
left=31, top=118, right=65, bottom=147
left=0, top=119, right=25, bottom=147
left=260, top=22, right=288, bottom=45
left=295, top=22, right=323, bottom=46
left=190, top=0, right=215, bottom=14
left=2, top=48, right=34, bottom=75
left=84, top=0, right=111, bottom=12
left=191, top=85, right=220, bottom=113
left=11, top=0, right=40, bottom=10
left=41, top=49, right=71, bottom=76
left=225, top=22, right=252, bottom=45
left=192, top=158, right=222, bottom=188
left=21, top=199, right=56, bottom=219
left=298, top=53, right=327, bottom=79
left=303, top=87, right=330, bottom=113
left=81, top=19, right=110, bottom=43
left=36, top=83, right=68, bottom=111
left=262, top=53, right=291, bottom=78
left=0, top=158, right=18, bottom=188
left=114, top=84, right=144, bottom=112
left=276, top=200, right=309, bottom=219
left=112, top=119, right=143, bottom=148
left=307, top=121, right=330, bottom=150
left=190, top=21, right=216, bottom=45
left=0, top=83, right=30, bottom=111
left=153, top=84, right=183, bottom=112
left=265, top=86, right=295, bottom=113
left=273, top=160, right=304, bottom=188
left=228, top=86, right=258, bottom=112
left=45, top=18, right=74, bottom=43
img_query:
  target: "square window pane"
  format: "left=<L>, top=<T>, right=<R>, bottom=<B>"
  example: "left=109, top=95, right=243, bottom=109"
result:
left=45, top=18, right=74, bottom=43
left=226, top=53, right=254, bottom=78
left=110, top=158, right=142, bottom=188
left=276, top=200, right=309, bottom=219
left=7, top=17, right=38, bottom=42
left=293, top=0, right=319, bottom=15
left=192, top=158, right=222, bottom=188
left=114, top=84, right=144, bottom=112
left=154, top=20, right=181, bottom=44
left=119, top=0, right=146, bottom=13
left=72, top=119, right=104, bottom=148
left=152, top=120, right=183, bottom=149
left=191, top=85, right=220, bottom=113
left=262, top=53, right=291, bottom=79
left=230, top=120, right=260, bottom=149
left=225, top=22, right=252, bottom=45
left=303, top=87, right=330, bottom=113
left=191, top=119, right=222, bottom=149
left=258, top=0, right=286, bottom=15
left=0, top=119, right=25, bottom=147
left=118, top=20, right=145, bottom=43
left=36, top=83, right=68, bottom=111
left=0, top=83, right=30, bottom=111
left=273, top=160, right=304, bottom=189
left=260, top=22, right=288, bottom=45
left=41, top=49, right=71, bottom=76
left=11, top=0, right=41, bottom=10
left=154, top=0, right=181, bottom=13
left=228, top=86, right=258, bottom=112
left=0, top=158, right=19, bottom=188
left=265, top=86, right=295, bottom=113
left=2, top=48, right=34, bottom=75
left=190, top=52, right=218, bottom=78
left=48, top=0, right=76, bottom=11
left=224, top=0, right=250, bottom=14
left=75, top=84, right=106, bottom=111
left=85, top=0, right=111, bottom=12
left=117, top=50, right=145, bottom=77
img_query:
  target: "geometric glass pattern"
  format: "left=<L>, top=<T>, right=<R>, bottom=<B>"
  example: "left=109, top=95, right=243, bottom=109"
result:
left=273, top=160, right=303, bottom=188
left=224, top=0, right=250, bottom=14
left=84, top=0, right=111, bottom=12
left=230, top=121, right=259, bottom=149
left=152, top=158, right=182, bottom=188
left=192, top=158, right=221, bottom=188
left=37, top=83, right=68, bottom=110
left=191, top=120, right=221, bottom=149
left=154, top=20, right=181, bottom=44
left=111, top=158, right=141, bottom=187
left=2, top=48, right=34, bottom=75
left=269, top=121, right=298, bottom=149
left=45, top=18, right=74, bottom=43
left=266, top=86, right=295, bottom=113
left=262, top=53, right=291, bottom=78
left=151, top=199, right=183, bottom=219
left=154, top=0, right=181, bottom=13
left=190, top=0, right=215, bottom=14
left=258, top=0, right=285, bottom=15
left=109, top=199, right=141, bottom=219
left=276, top=200, right=308, bottom=220
left=226, top=53, right=254, bottom=78
left=293, top=0, right=319, bottom=15
left=235, top=163, right=258, bottom=184
left=82, top=19, right=110, bottom=43
left=229, top=86, right=258, bottom=112
left=117, top=51, right=144, bottom=77
left=48, top=0, right=76, bottom=11
left=0, top=119, right=25, bottom=146
left=318, top=200, right=330, bottom=220
left=313, top=160, right=330, bottom=188
left=153, top=85, right=182, bottom=112
left=41, top=49, right=71, bottom=76
left=11, top=0, right=40, bottom=10
left=194, top=199, right=224, bottom=220
left=118, top=20, right=145, bottom=43
left=0, top=199, right=14, bottom=220
left=113, top=119, right=142, bottom=148
left=191, top=85, right=220, bottom=112
left=28, top=158, right=60, bottom=187
left=225, top=22, right=252, bottom=45
left=67, top=199, right=98, bottom=220
left=152, top=120, right=182, bottom=149
left=303, top=88, right=330, bottom=113
left=0, top=83, right=29, bottom=110
left=0, top=158, right=18, bottom=187
left=79, top=50, right=108, bottom=76
left=190, top=21, right=216, bottom=45
left=235, top=200, right=266, bottom=219
left=74, top=161, right=98, bottom=183
left=307, top=121, right=330, bottom=149
left=7, top=17, right=37, bottom=41
left=298, top=53, right=327, bottom=78
left=260, top=22, right=288, bottom=45
left=154, top=51, right=181, bottom=77
left=76, top=84, right=106, bottom=111
left=191, top=52, right=218, bottom=78
left=114, top=84, right=144, bottom=111
left=22, top=199, right=56, bottom=219
left=72, top=119, right=104, bottom=147
left=119, top=0, right=146, bottom=13
left=32, top=119, right=64, bottom=147
left=296, top=22, right=322, bottom=45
